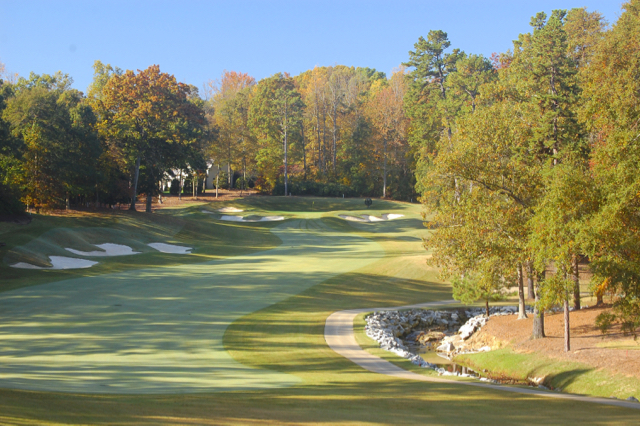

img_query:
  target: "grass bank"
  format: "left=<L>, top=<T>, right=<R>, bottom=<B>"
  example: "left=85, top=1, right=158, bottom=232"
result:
left=455, top=348, right=640, bottom=400
left=0, top=206, right=281, bottom=293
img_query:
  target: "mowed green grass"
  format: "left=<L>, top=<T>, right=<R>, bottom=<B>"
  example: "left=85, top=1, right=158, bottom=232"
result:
left=0, top=217, right=384, bottom=394
left=455, top=349, right=640, bottom=400
left=0, top=207, right=281, bottom=293
left=0, top=197, right=638, bottom=424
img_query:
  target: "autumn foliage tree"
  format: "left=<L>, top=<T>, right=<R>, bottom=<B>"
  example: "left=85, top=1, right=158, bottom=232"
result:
left=366, top=69, right=409, bottom=198
left=100, top=65, right=205, bottom=211
left=206, top=70, right=255, bottom=189
left=580, top=0, right=640, bottom=336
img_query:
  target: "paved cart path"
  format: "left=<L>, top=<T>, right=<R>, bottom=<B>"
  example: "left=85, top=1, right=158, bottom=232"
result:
left=0, top=219, right=384, bottom=394
left=324, top=301, right=640, bottom=410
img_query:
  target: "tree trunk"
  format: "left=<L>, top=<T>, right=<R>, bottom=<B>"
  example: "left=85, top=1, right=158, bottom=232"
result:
left=573, top=255, right=581, bottom=310
left=302, top=123, right=307, bottom=179
left=66, top=192, right=70, bottom=210
left=316, top=101, right=322, bottom=171
left=527, top=262, right=535, bottom=300
left=517, top=264, right=528, bottom=319
left=145, top=168, right=155, bottom=213
left=242, top=153, right=246, bottom=196
left=322, top=105, right=327, bottom=173
left=383, top=138, right=387, bottom=198
left=145, top=192, right=152, bottom=213
left=284, top=97, right=289, bottom=197
left=215, top=171, right=219, bottom=199
left=564, top=296, right=571, bottom=352
left=178, top=169, right=182, bottom=201
left=332, top=104, right=337, bottom=174
left=129, top=155, right=141, bottom=211
left=532, top=271, right=546, bottom=339
left=485, top=298, right=490, bottom=317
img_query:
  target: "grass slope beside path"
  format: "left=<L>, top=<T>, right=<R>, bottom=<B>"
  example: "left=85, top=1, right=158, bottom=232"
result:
left=0, top=218, right=383, bottom=394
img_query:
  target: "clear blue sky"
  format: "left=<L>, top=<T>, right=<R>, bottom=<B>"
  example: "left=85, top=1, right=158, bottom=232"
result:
left=0, top=0, right=624, bottom=94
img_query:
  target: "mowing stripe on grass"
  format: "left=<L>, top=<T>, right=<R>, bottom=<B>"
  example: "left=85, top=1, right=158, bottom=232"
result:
left=0, top=219, right=384, bottom=394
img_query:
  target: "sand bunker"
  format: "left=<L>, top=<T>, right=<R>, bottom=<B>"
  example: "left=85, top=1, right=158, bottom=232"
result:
left=219, top=215, right=285, bottom=223
left=148, top=242, right=192, bottom=254
left=10, top=256, right=98, bottom=270
left=65, top=243, right=140, bottom=257
left=339, top=213, right=405, bottom=223
left=202, top=209, right=283, bottom=222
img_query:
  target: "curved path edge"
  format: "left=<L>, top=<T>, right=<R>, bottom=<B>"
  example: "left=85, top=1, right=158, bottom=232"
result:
left=324, top=300, right=640, bottom=410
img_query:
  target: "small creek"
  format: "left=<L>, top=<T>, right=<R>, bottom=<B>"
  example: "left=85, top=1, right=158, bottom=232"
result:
left=402, top=332, right=532, bottom=385
left=366, top=306, right=547, bottom=389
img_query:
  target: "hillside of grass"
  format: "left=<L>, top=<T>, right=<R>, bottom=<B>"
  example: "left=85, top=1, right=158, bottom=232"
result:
left=0, top=197, right=637, bottom=424
left=455, top=348, right=640, bottom=400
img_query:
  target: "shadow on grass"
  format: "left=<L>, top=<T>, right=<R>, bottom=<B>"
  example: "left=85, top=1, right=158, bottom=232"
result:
left=547, top=368, right=593, bottom=393
left=0, top=375, right=636, bottom=425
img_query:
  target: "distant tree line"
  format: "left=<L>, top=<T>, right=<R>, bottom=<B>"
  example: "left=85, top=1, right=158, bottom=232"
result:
left=0, top=63, right=417, bottom=215
left=204, top=66, right=414, bottom=199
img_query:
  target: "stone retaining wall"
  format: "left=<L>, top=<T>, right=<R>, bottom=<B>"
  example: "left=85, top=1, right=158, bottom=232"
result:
left=364, top=305, right=533, bottom=375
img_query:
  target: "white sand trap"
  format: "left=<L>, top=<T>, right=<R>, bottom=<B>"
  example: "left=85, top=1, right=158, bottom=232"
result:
left=10, top=256, right=98, bottom=270
left=339, top=215, right=368, bottom=222
left=148, top=242, right=192, bottom=254
left=219, top=215, right=284, bottom=223
left=219, top=215, right=245, bottom=222
left=382, top=214, right=404, bottom=220
left=65, top=243, right=140, bottom=257
left=361, top=215, right=385, bottom=222
left=217, top=207, right=244, bottom=213
left=339, top=213, right=405, bottom=223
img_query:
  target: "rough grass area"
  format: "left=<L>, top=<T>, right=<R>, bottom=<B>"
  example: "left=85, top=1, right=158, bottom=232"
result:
left=455, top=348, right=640, bottom=399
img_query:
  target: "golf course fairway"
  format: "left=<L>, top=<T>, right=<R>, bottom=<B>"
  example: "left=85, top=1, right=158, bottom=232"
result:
left=0, top=218, right=383, bottom=393
left=1, top=197, right=638, bottom=424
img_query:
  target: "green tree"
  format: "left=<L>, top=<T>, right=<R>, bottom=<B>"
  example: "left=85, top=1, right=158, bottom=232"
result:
left=3, top=73, right=101, bottom=211
left=425, top=99, right=540, bottom=320
left=249, top=74, right=303, bottom=194
left=518, top=10, right=584, bottom=350
left=580, top=0, right=640, bottom=336
left=0, top=78, right=24, bottom=214
left=207, top=71, right=256, bottom=189
left=404, top=30, right=464, bottom=161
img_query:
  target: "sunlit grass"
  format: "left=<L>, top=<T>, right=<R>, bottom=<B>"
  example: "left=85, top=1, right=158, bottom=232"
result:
left=0, top=208, right=281, bottom=293
left=0, top=199, right=638, bottom=424
left=455, top=348, right=640, bottom=399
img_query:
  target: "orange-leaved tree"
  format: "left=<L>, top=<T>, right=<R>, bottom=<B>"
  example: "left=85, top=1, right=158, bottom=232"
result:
left=100, top=65, right=204, bottom=211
